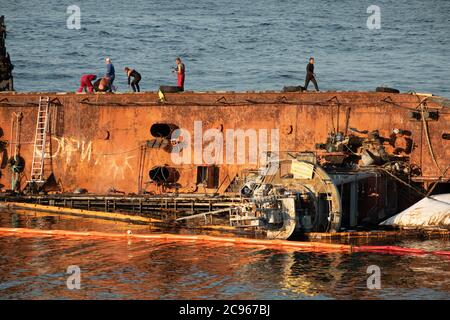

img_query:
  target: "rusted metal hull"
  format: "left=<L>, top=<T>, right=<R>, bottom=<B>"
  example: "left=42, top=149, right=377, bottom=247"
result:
left=1, top=91, right=448, bottom=190
left=0, top=91, right=449, bottom=234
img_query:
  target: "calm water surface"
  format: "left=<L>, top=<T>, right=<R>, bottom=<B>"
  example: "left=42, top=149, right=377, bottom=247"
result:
left=1, top=0, right=450, bottom=299
left=0, top=209, right=449, bottom=299
left=1, top=0, right=449, bottom=96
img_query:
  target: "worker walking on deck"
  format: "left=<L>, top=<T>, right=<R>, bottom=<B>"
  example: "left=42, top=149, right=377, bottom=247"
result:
left=105, top=57, right=115, bottom=92
left=76, top=74, right=97, bottom=93
left=172, top=57, right=185, bottom=91
left=124, top=67, right=142, bottom=92
left=304, top=57, right=319, bottom=91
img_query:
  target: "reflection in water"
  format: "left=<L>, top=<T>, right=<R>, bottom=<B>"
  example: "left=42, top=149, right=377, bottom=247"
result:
left=0, top=210, right=449, bottom=299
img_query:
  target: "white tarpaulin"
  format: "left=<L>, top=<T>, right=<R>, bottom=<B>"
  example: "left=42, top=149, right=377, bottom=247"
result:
left=380, top=194, right=450, bottom=229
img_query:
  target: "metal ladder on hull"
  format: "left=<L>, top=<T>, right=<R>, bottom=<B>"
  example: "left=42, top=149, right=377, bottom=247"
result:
left=29, top=96, right=50, bottom=184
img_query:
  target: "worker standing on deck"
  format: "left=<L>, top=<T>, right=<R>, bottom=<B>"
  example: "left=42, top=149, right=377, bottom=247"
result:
left=304, top=57, right=319, bottom=91
left=105, top=57, right=115, bottom=92
left=8, top=145, right=24, bottom=193
left=76, top=74, right=97, bottom=93
left=124, top=67, right=142, bottom=92
left=172, top=57, right=185, bottom=91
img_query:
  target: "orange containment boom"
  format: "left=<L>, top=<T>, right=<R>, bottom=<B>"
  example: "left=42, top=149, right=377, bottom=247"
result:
left=0, top=227, right=449, bottom=258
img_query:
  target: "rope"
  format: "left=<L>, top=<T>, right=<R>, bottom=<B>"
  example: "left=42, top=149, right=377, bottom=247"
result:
left=378, top=167, right=450, bottom=205
left=417, top=96, right=444, bottom=176
left=78, top=98, right=422, bottom=109
left=426, top=165, right=450, bottom=196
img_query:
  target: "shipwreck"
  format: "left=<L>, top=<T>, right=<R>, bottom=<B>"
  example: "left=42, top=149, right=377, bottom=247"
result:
left=0, top=17, right=449, bottom=239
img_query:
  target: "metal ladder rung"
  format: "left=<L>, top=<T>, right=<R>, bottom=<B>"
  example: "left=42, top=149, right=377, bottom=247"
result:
left=30, top=96, right=51, bottom=183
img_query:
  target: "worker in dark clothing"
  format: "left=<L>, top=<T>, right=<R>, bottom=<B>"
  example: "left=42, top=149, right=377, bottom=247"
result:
left=172, top=57, right=185, bottom=91
left=124, top=67, right=141, bottom=92
left=8, top=145, right=25, bottom=192
left=96, top=77, right=110, bottom=92
left=304, top=57, right=319, bottom=91
left=105, top=57, right=115, bottom=92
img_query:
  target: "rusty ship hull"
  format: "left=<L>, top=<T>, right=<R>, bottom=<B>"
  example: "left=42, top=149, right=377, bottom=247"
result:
left=0, top=90, right=449, bottom=238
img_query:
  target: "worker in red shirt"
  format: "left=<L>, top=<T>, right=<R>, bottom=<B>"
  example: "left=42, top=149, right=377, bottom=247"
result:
left=77, top=74, right=97, bottom=93
left=172, top=57, right=185, bottom=91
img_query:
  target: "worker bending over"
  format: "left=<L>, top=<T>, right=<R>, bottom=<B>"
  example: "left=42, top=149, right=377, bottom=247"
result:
left=91, top=77, right=110, bottom=92
left=124, top=67, right=142, bottom=92
left=77, top=74, right=97, bottom=93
